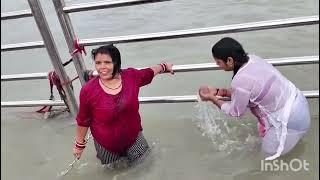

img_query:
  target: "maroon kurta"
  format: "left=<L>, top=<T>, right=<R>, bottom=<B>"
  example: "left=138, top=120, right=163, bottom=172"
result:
left=76, top=68, right=154, bottom=154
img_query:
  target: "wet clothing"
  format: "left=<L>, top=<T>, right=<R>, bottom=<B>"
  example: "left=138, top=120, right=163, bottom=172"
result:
left=94, top=131, right=151, bottom=166
left=261, top=91, right=310, bottom=157
left=220, top=55, right=310, bottom=160
left=76, top=68, right=154, bottom=155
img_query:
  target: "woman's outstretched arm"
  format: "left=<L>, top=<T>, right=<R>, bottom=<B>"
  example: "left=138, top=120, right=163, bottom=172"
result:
left=150, top=62, right=174, bottom=76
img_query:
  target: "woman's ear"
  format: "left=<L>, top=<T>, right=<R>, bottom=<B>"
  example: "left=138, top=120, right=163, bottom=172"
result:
left=226, top=57, right=234, bottom=66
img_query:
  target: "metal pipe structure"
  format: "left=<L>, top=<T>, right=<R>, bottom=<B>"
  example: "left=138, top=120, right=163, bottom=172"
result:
left=2, top=0, right=318, bottom=110
left=1, top=41, right=45, bottom=52
left=2, top=90, right=318, bottom=107
left=52, top=0, right=88, bottom=85
left=139, top=90, right=320, bottom=104
left=27, top=0, right=79, bottom=115
left=1, top=55, right=318, bottom=81
left=172, top=55, right=319, bottom=73
left=1, top=9, right=33, bottom=20
left=1, top=73, right=48, bottom=81
left=63, top=0, right=171, bottom=13
left=52, top=0, right=172, bottom=85
left=79, top=16, right=319, bottom=46
left=1, top=9, right=44, bottom=52
left=1, top=100, right=65, bottom=107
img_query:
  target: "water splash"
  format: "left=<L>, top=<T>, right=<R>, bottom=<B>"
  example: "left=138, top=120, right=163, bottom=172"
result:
left=193, top=100, right=259, bottom=154
left=77, top=162, right=88, bottom=170
left=56, top=133, right=92, bottom=178
left=57, top=158, right=79, bottom=177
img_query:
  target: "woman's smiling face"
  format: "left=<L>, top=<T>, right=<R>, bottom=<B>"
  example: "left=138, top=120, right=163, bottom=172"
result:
left=94, top=53, right=114, bottom=80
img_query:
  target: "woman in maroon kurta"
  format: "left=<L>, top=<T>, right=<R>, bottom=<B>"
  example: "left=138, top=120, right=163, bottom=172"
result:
left=73, top=44, right=173, bottom=166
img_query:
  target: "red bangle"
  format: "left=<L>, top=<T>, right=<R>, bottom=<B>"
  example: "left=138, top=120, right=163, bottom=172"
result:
left=75, top=144, right=85, bottom=149
left=75, top=141, right=85, bottom=146
left=159, top=62, right=167, bottom=73
left=75, top=141, right=86, bottom=149
left=75, top=139, right=87, bottom=145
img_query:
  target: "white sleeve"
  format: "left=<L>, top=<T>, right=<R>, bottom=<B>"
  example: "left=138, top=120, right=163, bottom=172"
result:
left=221, top=87, right=251, bottom=117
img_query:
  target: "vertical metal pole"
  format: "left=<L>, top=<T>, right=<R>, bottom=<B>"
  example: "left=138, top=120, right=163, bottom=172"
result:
left=27, top=0, right=78, bottom=116
left=52, top=0, right=87, bottom=85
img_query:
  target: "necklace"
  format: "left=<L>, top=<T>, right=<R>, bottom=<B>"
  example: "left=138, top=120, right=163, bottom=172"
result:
left=100, top=79, right=122, bottom=90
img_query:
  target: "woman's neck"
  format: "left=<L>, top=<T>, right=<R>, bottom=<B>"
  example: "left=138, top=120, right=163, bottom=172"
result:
left=99, top=74, right=122, bottom=92
left=101, top=73, right=120, bottom=82
left=100, top=73, right=121, bottom=84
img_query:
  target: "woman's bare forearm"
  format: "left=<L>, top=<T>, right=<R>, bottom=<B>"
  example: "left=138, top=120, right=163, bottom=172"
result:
left=151, top=64, right=164, bottom=76
left=151, top=62, right=174, bottom=76
left=75, top=125, right=89, bottom=143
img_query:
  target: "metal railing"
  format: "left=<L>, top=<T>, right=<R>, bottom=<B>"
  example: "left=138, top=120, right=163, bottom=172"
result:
left=1, top=0, right=175, bottom=111
left=1, top=41, right=45, bottom=52
left=1, top=90, right=319, bottom=107
left=2, top=55, right=318, bottom=81
left=1, top=9, right=33, bottom=20
left=1, top=72, right=48, bottom=81
left=1, top=0, right=319, bottom=112
left=53, top=0, right=170, bottom=85
left=79, top=16, right=318, bottom=46
left=1, top=8, right=44, bottom=52
left=63, top=0, right=171, bottom=13
left=1, top=55, right=319, bottom=107
left=1, top=0, right=79, bottom=115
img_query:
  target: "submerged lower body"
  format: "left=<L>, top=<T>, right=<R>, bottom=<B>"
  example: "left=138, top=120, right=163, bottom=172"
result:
left=259, top=91, right=311, bottom=157
left=94, top=131, right=151, bottom=168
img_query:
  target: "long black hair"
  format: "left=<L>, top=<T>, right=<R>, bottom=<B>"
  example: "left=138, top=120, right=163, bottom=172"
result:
left=91, top=44, right=121, bottom=78
left=211, top=37, right=249, bottom=78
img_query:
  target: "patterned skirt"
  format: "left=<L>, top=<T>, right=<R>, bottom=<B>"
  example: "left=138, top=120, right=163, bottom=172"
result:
left=94, top=131, right=151, bottom=167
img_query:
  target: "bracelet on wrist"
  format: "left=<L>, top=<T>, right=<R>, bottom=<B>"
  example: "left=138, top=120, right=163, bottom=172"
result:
left=216, top=88, right=220, bottom=96
left=75, top=139, right=87, bottom=145
left=74, top=142, right=86, bottom=149
left=75, top=144, right=86, bottom=150
left=74, top=139, right=87, bottom=148
left=158, top=62, right=167, bottom=73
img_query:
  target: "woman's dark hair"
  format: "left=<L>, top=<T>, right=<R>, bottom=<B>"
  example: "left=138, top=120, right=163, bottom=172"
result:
left=211, top=37, right=249, bottom=77
left=91, top=44, right=121, bottom=78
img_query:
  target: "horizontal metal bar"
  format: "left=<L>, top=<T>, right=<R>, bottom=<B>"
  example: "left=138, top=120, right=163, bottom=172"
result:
left=1, top=73, right=48, bottom=81
left=1, top=55, right=318, bottom=82
left=173, top=56, right=319, bottom=72
left=1, top=90, right=318, bottom=107
left=65, top=55, right=320, bottom=74
left=1, top=41, right=45, bottom=52
left=1, top=100, right=65, bottom=107
left=139, top=90, right=319, bottom=104
left=303, top=90, right=320, bottom=98
left=1, top=9, right=33, bottom=20
left=267, top=56, right=319, bottom=66
left=63, top=0, right=171, bottom=13
left=139, top=95, right=231, bottom=104
left=79, top=15, right=319, bottom=46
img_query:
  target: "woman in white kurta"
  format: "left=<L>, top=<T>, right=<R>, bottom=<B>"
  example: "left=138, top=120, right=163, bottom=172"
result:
left=199, top=37, right=310, bottom=160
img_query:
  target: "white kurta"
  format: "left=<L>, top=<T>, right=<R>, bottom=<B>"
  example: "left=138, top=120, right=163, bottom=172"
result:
left=221, top=54, right=309, bottom=160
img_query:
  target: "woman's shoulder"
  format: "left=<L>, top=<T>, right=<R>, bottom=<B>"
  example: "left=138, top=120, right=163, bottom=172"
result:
left=120, top=68, right=141, bottom=77
left=81, top=77, right=99, bottom=92
left=122, top=68, right=139, bottom=73
left=248, top=54, right=269, bottom=64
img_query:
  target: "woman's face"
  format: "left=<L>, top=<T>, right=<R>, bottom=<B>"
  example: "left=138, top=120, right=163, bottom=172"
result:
left=94, top=53, right=114, bottom=80
left=214, top=57, right=234, bottom=71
